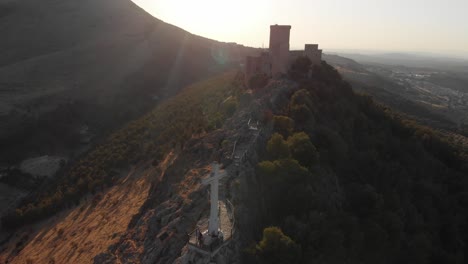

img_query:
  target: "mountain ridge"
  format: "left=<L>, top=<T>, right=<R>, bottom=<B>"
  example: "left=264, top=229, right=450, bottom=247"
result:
left=0, top=0, right=257, bottom=164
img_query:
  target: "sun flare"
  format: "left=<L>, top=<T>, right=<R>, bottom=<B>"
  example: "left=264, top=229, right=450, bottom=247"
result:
left=132, top=0, right=270, bottom=44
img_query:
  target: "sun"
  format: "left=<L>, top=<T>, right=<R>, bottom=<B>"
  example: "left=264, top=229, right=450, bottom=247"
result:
left=132, top=0, right=270, bottom=44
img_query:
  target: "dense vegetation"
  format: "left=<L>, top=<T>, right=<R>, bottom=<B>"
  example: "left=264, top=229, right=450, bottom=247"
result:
left=2, top=71, right=242, bottom=229
left=248, top=58, right=468, bottom=264
left=252, top=227, right=301, bottom=264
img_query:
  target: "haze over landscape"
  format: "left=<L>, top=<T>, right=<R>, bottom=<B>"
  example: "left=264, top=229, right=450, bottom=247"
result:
left=1, top=0, right=468, bottom=263
left=133, top=0, right=468, bottom=57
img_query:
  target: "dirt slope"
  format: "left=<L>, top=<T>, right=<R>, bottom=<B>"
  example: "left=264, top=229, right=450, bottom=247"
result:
left=0, top=152, right=177, bottom=264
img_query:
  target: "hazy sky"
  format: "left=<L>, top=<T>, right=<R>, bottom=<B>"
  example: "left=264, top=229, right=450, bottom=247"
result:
left=132, top=0, right=468, bottom=57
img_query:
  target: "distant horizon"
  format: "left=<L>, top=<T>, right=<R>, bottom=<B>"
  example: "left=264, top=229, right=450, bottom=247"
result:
left=323, top=49, right=468, bottom=61
left=132, top=0, right=468, bottom=60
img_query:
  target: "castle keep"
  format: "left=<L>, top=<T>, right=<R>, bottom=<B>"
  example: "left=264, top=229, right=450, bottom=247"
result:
left=245, top=25, right=322, bottom=86
left=269, top=25, right=291, bottom=76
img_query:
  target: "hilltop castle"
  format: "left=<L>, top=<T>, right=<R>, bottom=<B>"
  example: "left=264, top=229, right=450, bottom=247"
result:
left=245, top=25, right=322, bottom=86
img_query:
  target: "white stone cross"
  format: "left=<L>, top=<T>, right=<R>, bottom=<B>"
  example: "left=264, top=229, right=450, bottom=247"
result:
left=202, top=162, right=226, bottom=236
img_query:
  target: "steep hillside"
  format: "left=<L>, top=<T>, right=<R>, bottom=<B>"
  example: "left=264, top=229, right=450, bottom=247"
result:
left=1, top=71, right=241, bottom=228
left=1, top=57, right=467, bottom=263
left=0, top=71, right=245, bottom=263
left=240, top=60, right=468, bottom=264
left=0, top=0, right=256, bottom=164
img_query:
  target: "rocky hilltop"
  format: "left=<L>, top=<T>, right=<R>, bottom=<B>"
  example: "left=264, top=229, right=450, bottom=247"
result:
left=1, top=4, right=467, bottom=260
left=1, top=55, right=468, bottom=263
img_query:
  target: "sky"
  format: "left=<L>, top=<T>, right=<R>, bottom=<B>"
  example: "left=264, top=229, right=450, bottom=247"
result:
left=132, top=0, right=468, bottom=58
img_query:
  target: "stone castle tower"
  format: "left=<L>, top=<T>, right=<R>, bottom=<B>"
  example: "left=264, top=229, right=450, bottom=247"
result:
left=269, top=25, right=291, bottom=77
left=304, top=44, right=323, bottom=65
left=244, top=24, right=322, bottom=87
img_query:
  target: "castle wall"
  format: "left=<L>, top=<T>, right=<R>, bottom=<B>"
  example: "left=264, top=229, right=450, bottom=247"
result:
left=245, top=56, right=261, bottom=85
left=244, top=52, right=271, bottom=86
left=289, top=50, right=304, bottom=64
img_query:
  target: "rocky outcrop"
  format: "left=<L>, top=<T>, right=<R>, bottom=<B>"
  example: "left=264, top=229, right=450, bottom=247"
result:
left=93, top=131, right=226, bottom=263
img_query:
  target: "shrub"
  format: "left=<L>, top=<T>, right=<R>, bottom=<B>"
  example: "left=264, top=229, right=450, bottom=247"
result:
left=273, top=116, right=294, bottom=137
left=291, top=104, right=313, bottom=126
left=258, top=159, right=309, bottom=187
left=57, top=228, right=64, bottom=237
left=287, top=132, right=318, bottom=167
left=291, top=89, right=314, bottom=109
left=266, top=133, right=290, bottom=160
left=255, top=226, right=301, bottom=264
left=222, top=96, right=238, bottom=117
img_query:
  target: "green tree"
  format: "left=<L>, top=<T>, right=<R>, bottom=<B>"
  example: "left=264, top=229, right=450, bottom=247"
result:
left=256, top=227, right=301, bottom=264
left=258, top=159, right=309, bottom=186
left=257, top=159, right=311, bottom=218
left=291, top=104, right=313, bottom=126
left=273, top=116, right=294, bottom=137
left=291, top=89, right=314, bottom=109
left=267, top=133, right=290, bottom=160
left=287, top=132, right=318, bottom=167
